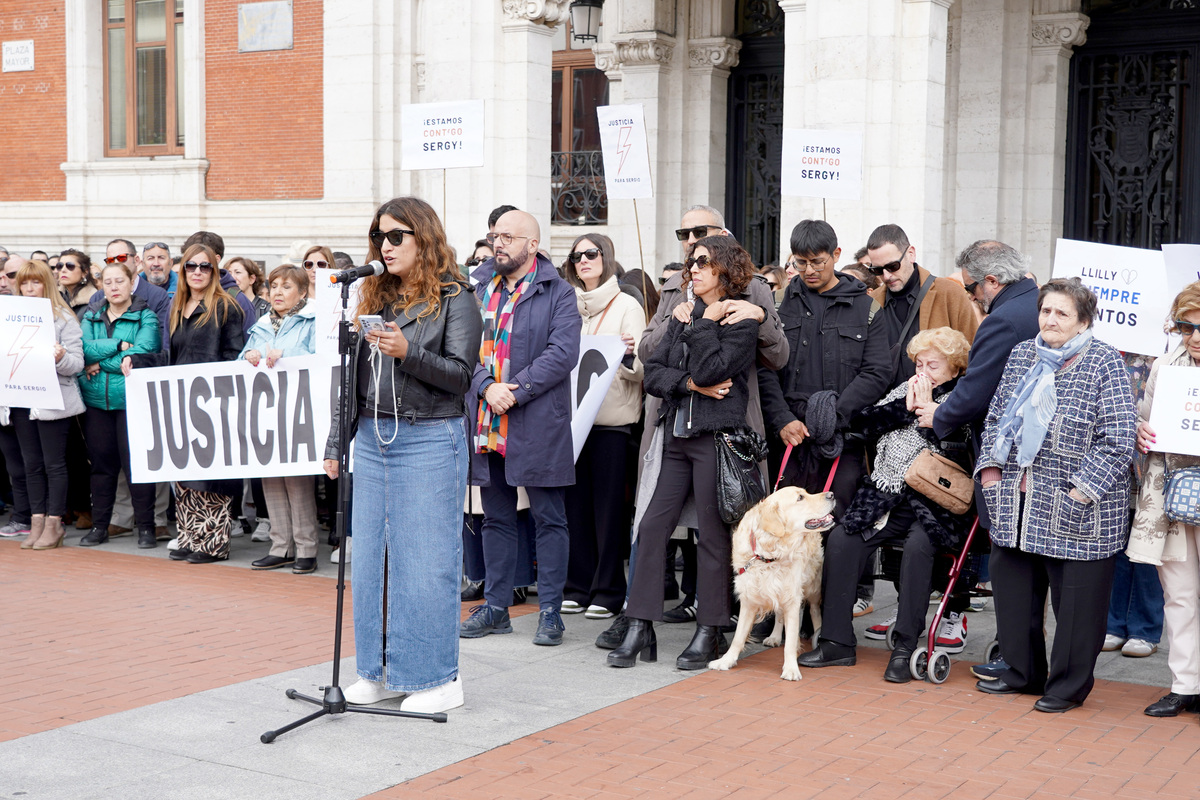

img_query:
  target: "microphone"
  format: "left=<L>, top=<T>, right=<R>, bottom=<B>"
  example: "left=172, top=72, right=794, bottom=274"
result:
left=329, top=260, right=385, bottom=284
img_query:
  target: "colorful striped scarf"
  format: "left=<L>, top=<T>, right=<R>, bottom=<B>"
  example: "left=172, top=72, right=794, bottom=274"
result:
left=475, top=264, right=537, bottom=454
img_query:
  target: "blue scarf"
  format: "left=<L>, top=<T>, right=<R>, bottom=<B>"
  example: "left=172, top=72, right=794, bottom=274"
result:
left=990, top=330, right=1093, bottom=469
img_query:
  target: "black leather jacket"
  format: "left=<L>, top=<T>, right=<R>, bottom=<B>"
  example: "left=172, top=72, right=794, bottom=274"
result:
left=324, top=281, right=482, bottom=460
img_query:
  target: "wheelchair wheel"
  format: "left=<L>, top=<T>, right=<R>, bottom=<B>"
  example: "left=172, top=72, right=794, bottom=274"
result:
left=985, top=639, right=1001, bottom=663
left=928, top=651, right=951, bottom=684
left=909, top=649, right=928, bottom=681
left=885, top=621, right=898, bottom=650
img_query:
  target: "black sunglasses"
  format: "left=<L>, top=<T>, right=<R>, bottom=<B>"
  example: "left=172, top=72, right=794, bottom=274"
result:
left=568, top=248, right=601, bottom=264
left=685, top=254, right=712, bottom=269
left=143, top=242, right=170, bottom=253
left=1175, top=320, right=1200, bottom=338
left=303, top=260, right=329, bottom=269
left=866, top=260, right=904, bottom=276
left=2, top=270, right=16, bottom=280
left=964, top=280, right=980, bottom=296
left=465, top=256, right=488, bottom=267
left=674, top=225, right=719, bottom=242
left=370, top=228, right=416, bottom=247
left=184, top=261, right=214, bottom=273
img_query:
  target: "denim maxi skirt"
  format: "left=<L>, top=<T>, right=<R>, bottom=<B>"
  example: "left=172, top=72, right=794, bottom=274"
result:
left=351, top=415, right=467, bottom=692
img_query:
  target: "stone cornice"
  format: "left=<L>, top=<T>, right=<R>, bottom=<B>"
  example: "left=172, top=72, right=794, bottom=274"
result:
left=501, top=0, right=570, bottom=26
left=594, top=35, right=676, bottom=73
left=687, top=37, right=742, bottom=71
left=1031, top=11, right=1089, bottom=53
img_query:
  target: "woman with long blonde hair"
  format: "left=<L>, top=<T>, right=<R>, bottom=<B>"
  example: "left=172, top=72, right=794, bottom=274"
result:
left=323, top=196, right=482, bottom=713
left=10, top=261, right=85, bottom=550
left=166, top=243, right=245, bottom=564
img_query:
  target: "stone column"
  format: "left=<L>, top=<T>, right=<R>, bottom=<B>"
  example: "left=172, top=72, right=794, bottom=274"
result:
left=498, top=0, right=568, bottom=241
left=685, top=38, right=741, bottom=216
left=776, top=0, right=809, bottom=259
left=1025, top=5, right=1089, bottom=274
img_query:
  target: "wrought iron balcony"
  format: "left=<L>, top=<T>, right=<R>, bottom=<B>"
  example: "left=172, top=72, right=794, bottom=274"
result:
left=551, top=150, right=607, bottom=225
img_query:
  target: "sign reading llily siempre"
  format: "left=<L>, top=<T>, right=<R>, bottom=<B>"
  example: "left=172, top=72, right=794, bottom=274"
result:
left=596, top=104, right=653, bottom=200
left=0, top=296, right=63, bottom=410
left=781, top=129, right=864, bottom=201
left=400, top=100, right=485, bottom=171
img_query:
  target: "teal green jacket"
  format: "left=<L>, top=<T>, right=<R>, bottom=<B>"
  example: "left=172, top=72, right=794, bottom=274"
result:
left=79, top=297, right=163, bottom=411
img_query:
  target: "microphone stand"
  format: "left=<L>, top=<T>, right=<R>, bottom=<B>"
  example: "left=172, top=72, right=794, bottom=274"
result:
left=261, top=278, right=447, bottom=743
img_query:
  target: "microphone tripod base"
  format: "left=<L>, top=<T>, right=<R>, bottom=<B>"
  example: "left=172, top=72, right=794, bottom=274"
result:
left=261, top=684, right=448, bottom=743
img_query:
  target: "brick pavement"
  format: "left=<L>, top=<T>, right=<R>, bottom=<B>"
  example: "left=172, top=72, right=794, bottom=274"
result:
left=0, top=540, right=534, bottom=744
left=376, top=646, right=1200, bottom=800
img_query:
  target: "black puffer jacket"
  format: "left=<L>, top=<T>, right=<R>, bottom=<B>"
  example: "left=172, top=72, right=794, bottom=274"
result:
left=643, top=298, right=758, bottom=436
left=325, top=281, right=482, bottom=460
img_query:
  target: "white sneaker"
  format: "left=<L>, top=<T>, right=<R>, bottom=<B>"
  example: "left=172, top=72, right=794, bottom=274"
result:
left=863, top=611, right=897, bottom=640
left=331, top=537, right=351, bottom=563
left=167, top=537, right=179, bottom=551
left=251, top=519, right=271, bottom=542
left=1102, top=634, right=1127, bottom=651
left=852, top=598, right=875, bottom=617
left=935, top=611, right=967, bottom=653
left=560, top=600, right=585, bottom=614
left=1121, top=638, right=1158, bottom=658
left=399, top=677, right=463, bottom=713
left=343, top=678, right=404, bottom=705
left=585, top=605, right=615, bottom=619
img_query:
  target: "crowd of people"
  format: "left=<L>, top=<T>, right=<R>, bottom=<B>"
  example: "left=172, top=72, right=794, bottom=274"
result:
left=3, top=198, right=1197, bottom=723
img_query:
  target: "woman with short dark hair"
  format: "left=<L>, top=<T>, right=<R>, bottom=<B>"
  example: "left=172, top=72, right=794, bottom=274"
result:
left=976, top=277, right=1136, bottom=713
left=610, top=235, right=759, bottom=670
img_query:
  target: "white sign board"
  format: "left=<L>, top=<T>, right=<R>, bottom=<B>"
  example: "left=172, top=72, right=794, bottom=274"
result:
left=238, top=1, right=293, bottom=52
left=0, top=296, right=63, bottom=410
left=1163, top=244, right=1200, bottom=304
left=1147, top=365, right=1200, bottom=457
left=401, top=100, right=485, bottom=171
left=313, top=268, right=361, bottom=357
left=569, top=335, right=629, bottom=461
left=781, top=129, right=864, bottom=200
left=2, top=40, right=34, bottom=72
left=1051, top=238, right=1171, bottom=357
left=596, top=104, right=653, bottom=200
left=126, top=354, right=335, bottom=483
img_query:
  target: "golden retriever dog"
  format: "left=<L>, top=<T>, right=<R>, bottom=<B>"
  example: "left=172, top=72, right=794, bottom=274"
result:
left=708, top=487, right=836, bottom=681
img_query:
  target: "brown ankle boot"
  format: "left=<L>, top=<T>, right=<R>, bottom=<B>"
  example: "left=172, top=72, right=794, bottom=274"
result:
left=33, top=516, right=65, bottom=550
left=21, top=515, right=46, bottom=550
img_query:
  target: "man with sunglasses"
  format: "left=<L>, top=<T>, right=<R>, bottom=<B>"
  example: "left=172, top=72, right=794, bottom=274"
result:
left=140, top=241, right=177, bottom=297
left=88, top=239, right=173, bottom=354
left=866, top=224, right=978, bottom=386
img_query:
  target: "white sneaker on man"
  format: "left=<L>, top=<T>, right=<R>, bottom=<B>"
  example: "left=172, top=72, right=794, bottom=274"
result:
left=251, top=519, right=272, bottom=542
left=935, top=611, right=967, bottom=653
left=1121, top=638, right=1158, bottom=658
left=343, top=678, right=404, bottom=705
left=1102, top=634, right=1127, bottom=651
left=399, top=677, right=464, bottom=713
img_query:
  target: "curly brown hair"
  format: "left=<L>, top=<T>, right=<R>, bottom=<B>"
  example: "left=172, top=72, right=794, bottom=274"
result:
left=683, top=235, right=755, bottom=298
left=356, top=197, right=465, bottom=323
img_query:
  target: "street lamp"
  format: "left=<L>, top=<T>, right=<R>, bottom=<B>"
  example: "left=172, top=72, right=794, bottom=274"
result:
left=569, top=0, right=603, bottom=42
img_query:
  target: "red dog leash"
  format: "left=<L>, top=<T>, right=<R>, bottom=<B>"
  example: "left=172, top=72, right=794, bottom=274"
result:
left=773, top=443, right=841, bottom=494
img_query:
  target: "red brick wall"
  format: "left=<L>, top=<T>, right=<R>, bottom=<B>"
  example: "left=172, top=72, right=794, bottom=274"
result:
left=0, top=2, right=66, bottom=201
left=205, top=0, right=323, bottom=200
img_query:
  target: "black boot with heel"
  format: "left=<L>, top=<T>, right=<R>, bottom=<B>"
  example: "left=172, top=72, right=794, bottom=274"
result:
left=676, top=624, right=729, bottom=670
left=607, top=618, right=657, bottom=667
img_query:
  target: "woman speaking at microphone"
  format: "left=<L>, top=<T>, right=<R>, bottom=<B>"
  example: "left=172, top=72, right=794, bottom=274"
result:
left=324, top=196, right=482, bottom=714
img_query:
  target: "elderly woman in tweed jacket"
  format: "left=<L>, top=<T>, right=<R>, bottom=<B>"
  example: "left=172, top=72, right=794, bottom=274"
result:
left=975, top=278, right=1136, bottom=714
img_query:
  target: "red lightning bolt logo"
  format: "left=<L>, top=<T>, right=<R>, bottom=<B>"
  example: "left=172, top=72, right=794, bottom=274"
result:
left=616, top=126, right=633, bottom=174
left=7, top=324, right=39, bottom=381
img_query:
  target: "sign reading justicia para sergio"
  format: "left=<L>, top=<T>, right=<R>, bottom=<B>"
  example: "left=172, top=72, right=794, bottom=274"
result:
left=0, top=296, right=64, bottom=410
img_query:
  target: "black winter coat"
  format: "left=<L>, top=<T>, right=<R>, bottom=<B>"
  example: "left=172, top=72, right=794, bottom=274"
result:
left=643, top=298, right=758, bottom=436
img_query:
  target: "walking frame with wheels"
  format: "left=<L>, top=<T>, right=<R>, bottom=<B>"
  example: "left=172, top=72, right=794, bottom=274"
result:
left=260, top=275, right=448, bottom=743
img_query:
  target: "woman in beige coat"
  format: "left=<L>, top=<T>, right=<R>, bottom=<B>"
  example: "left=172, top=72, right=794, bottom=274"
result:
left=561, top=233, right=645, bottom=619
left=1129, top=281, right=1200, bottom=720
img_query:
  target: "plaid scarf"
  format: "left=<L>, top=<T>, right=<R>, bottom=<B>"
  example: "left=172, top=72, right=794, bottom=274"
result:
left=475, top=264, right=537, bottom=454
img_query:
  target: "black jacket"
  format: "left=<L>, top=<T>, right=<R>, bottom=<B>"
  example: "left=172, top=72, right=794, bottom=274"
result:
left=325, top=281, right=483, bottom=461
left=759, top=273, right=892, bottom=434
left=643, top=298, right=759, bottom=436
left=168, top=300, right=245, bottom=366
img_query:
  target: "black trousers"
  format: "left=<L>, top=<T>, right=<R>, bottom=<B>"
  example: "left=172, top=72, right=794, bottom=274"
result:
left=822, top=513, right=936, bottom=651
left=990, top=544, right=1116, bottom=703
left=628, top=432, right=731, bottom=627
left=784, top=447, right=865, bottom=513
left=85, top=407, right=156, bottom=530
left=565, top=429, right=631, bottom=611
left=65, top=414, right=92, bottom=513
left=12, top=413, right=72, bottom=516
left=0, top=411, right=31, bottom=524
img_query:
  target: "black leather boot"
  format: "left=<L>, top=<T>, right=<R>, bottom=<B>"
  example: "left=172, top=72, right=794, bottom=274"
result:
left=137, top=527, right=157, bottom=549
left=884, top=648, right=913, bottom=683
left=607, top=618, right=657, bottom=667
left=676, top=624, right=728, bottom=670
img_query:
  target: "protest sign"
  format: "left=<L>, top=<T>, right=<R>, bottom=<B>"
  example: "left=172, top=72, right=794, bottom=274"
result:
left=1163, top=244, right=1200, bottom=304
left=1147, top=365, right=1200, bottom=457
left=781, top=129, right=864, bottom=201
left=1051, top=238, right=1171, bottom=357
left=313, top=268, right=362, bottom=357
left=0, top=296, right=64, bottom=410
left=126, top=354, right=335, bottom=483
left=596, top=104, right=653, bottom=200
left=400, top=100, right=485, bottom=171
left=569, top=335, right=629, bottom=461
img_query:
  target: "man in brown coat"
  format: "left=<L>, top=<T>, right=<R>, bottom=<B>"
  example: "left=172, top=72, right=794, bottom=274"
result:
left=866, top=223, right=979, bottom=386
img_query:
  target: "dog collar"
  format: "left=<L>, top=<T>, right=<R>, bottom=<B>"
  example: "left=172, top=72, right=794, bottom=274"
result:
left=737, top=531, right=776, bottom=575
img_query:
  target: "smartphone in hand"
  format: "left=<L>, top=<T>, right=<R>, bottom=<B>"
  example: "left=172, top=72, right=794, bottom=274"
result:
left=359, top=314, right=385, bottom=337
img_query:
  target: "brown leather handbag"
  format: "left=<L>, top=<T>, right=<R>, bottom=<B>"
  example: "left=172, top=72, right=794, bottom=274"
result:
left=904, top=450, right=973, bottom=515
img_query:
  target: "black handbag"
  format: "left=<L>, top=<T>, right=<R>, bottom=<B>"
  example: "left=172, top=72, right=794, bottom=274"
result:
left=715, top=428, right=770, bottom=525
